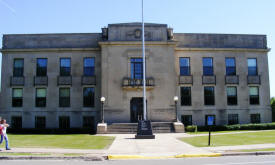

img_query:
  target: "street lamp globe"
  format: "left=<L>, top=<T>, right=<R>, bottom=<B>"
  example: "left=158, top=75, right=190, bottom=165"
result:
left=100, top=96, right=105, bottom=102
left=174, top=96, right=179, bottom=102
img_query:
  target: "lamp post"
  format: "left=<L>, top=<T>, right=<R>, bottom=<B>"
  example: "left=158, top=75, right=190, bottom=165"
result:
left=174, top=96, right=179, bottom=122
left=100, top=96, right=105, bottom=123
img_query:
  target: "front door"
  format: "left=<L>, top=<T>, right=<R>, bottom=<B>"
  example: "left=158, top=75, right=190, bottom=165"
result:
left=130, top=98, right=143, bottom=123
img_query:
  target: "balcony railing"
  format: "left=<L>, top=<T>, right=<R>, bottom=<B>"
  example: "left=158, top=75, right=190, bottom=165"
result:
left=10, top=76, right=25, bottom=86
left=202, top=75, right=216, bottom=84
left=34, top=76, right=48, bottom=86
left=225, top=75, right=239, bottom=84
left=58, top=76, right=72, bottom=86
left=82, top=76, right=96, bottom=85
left=122, top=77, right=155, bottom=89
left=247, top=75, right=261, bottom=84
left=179, top=75, right=193, bottom=84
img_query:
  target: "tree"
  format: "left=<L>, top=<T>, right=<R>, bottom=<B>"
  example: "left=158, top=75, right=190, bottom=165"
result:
left=271, top=97, right=275, bottom=122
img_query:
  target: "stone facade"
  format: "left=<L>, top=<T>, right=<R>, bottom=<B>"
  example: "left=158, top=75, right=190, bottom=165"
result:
left=0, top=22, right=272, bottom=130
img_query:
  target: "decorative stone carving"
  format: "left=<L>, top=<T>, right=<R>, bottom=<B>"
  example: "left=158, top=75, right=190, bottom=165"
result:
left=58, top=76, right=72, bottom=85
left=82, top=76, right=96, bottom=85
left=202, top=75, right=216, bottom=84
left=10, top=76, right=24, bottom=86
left=247, top=75, right=261, bottom=84
left=179, top=75, right=193, bottom=84
left=225, top=75, right=239, bottom=84
left=34, top=76, right=48, bottom=86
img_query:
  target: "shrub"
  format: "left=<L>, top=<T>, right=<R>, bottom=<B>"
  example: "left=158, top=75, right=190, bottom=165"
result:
left=185, top=122, right=275, bottom=132
left=185, top=125, right=197, bottom=132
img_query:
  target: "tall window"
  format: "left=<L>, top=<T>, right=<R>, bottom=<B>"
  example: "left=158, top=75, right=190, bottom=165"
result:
left=203, top=58, right=213, bottom=76
left=228, top=114, right=239, bottom=125
left=83, top=116, right=94, bottom=129
left=204, top=86, right=215, bottom=105
left=11, top=116, right=22, bottom=129
left=131, top=58, right=143, bottom=79
left=13, top=59, right=24, bottom=77
left=36, top=88, right=46, bottom=107
left=248, top=58, right=257, bottom=75
left=59, top=88, right=70, bottom=107
left=36, top=58, right=47, bottom=76
left=181, top=115, right=192, bottom=126
left=181, top=87, right=191, bottom=106
left=12, top=88, right=23, bottom=107
left=59, top=116, right=70, bottom=129
left=35, top=116, right=46, bottom=129
left=225, top=58, right=236, bottom=75
left=180, top=58, right=190, bottom=76
left=227, top=87, right=237, bottom=105
left=251, top=114, right=261, bottom=123
left=249, top=87, right=259, bottom=105
left=84, top=58, right=95, bottom=76
left=60, top=58, right=71, bottom=76
left=83, top=87, right=95, bottom=107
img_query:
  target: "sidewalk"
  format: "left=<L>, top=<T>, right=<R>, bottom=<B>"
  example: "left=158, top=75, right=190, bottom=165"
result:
left=0, top=133, right=275, bottom=159
left=0, top=133, right=213, bottom=157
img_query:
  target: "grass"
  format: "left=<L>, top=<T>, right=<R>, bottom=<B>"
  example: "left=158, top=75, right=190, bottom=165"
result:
left=181, top=130, right=275, bottom=147
left=0, top=134, right=115, bottom=149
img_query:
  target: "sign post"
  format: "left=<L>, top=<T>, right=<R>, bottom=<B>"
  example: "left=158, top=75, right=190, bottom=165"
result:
left=207, top=116, right=214, bottom=146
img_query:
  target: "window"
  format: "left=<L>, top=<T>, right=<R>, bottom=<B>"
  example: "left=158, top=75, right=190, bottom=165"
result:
left=227, top=87, right=237, bottom=105
left=35, top=116, right=46, bottom=129
left=225, top=58, right=236, bottom=75
left=13, top=59, right=24, bottom=77
left=203, top=58, right=213, bottom=76
left=59, top=88, right=70, bottom=107
left=131, top=58, right=143, bottom=79
left=249, top=87, right=259, bottom=105
left=59, top=116, right=70, bottom=129
left=36, top=88, right=46, bottom=107
left=60, top=58, right=71, bottom=76
left=205, top=115, right=216, bottom=126
left=11, top=116, right=22, bottom=129
left=204, top=86, right=215, bottom=105
left=12, top=88, right=23, bottom=107
left=84, top=58, right=95, bottom=76
left=181, top=115, right=192, bottom=126
left=36, top=58, right=47, bottom=76
left=83, top=116, right=94, bottom=128
left=248, top=58, right=257, bottom=76
left=250, top=114, right=261, bottom=123
left=83, top=87, right=95, bottom=107
left=180, top=58, right=190, bottom=76
left=181, top=87, right=191, bottom=106
left=228, top=114, right=239, bottom=125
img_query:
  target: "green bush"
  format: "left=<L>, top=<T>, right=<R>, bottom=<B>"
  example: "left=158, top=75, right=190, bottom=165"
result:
left=185, top=122, right=275, bottom=132
left=185, top=125, right=197, bottom=132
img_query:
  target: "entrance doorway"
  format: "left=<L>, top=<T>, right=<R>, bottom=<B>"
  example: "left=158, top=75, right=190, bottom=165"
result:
left=130, top=98, right=143, bottom=123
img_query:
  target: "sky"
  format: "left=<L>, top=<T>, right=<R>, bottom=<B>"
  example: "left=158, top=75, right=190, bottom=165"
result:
left=0, top=0, right=274, bottom=97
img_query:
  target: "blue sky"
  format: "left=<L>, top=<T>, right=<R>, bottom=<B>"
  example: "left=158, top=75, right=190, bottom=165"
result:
left=0, top=0, right=274, bottom=97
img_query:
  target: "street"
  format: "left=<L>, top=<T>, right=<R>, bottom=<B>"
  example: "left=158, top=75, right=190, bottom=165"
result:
left=1, top=156, right=275, bottom=165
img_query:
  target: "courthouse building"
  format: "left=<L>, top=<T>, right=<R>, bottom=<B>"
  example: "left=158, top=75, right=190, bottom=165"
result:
left=0, top=23, right=272, bottom=131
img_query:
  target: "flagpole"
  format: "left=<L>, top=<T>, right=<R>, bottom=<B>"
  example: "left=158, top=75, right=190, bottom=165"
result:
left=142, top=0, right=147, bottom=121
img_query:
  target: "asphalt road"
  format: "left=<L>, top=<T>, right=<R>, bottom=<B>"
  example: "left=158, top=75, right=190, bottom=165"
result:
left=1, top=155, right=275, bottom=165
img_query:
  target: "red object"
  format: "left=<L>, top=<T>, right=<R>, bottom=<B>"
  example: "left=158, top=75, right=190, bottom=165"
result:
left=0, top=125, right=2, bottom=135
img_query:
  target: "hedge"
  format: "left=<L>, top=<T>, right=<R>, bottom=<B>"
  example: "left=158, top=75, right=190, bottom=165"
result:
left=185, top=123, right=275, bottom=132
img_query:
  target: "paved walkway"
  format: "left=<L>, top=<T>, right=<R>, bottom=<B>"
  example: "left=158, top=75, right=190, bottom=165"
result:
left=1, top=133, right=275, bottom=156
left=0, top=133, right=212, bottom=156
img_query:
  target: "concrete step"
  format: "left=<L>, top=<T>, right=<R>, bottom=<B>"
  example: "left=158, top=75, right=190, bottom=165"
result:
left=106, top=122, right=175, bottom=134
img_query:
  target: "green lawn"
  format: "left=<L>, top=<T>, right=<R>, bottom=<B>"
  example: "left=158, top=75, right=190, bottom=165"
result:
left=1, top=134, right=115, bottom=149
left=181, top=130, right=275, bottom=147
left=187, top=130, right=250, bottom=135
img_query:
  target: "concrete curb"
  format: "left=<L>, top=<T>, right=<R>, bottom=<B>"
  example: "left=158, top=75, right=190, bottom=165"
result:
left=222, top=151, right=275, bottom=156
left=108, top=153, right=222, bottom=160
left=0, top=156, right=104, bottom=161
